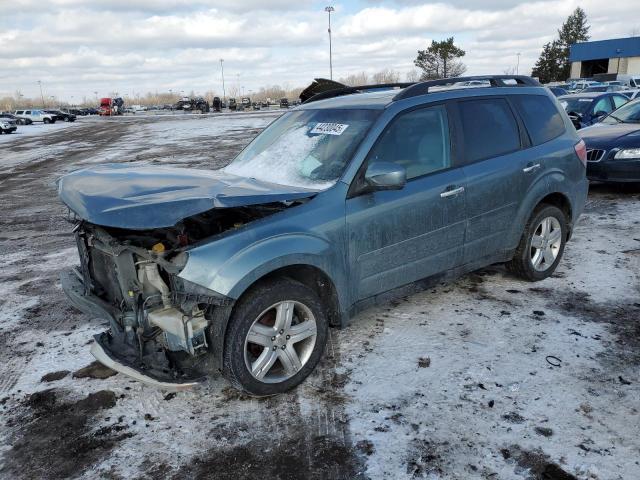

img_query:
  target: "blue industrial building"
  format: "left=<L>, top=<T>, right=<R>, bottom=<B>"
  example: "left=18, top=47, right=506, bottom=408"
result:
left=569, top=36, right=640, bottom=79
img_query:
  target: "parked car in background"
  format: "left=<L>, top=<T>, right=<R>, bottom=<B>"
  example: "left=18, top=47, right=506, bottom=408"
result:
left=581, top=85, right=625, bottom=93
left=580, top=99, right=640, bottom=183
left=45, top=109, right=76, bottom=122
left=620, top=90, right=640, bottom=101
left=0, top=116, right=18, bottom=133
left=228, top=98, right=237, bottom=111
left=1, top=112, right=32, bottom=125
left=558, top=92, right=629, bottom=129
left=612, top=74, right=640, bottom=88
left=58, top=75, right=588, bottom=395
left=279, top=98, right=289, bottom=108
left=14, top=109, right=57, bottom=123
left=567, top=80, right=601, bottom=92
left=548, top=87, right=568, bottom=97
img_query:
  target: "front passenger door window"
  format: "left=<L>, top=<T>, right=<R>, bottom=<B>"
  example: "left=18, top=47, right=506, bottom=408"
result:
left=592, top=98, right=612, bottom=116
left=367, top=105, right=450, bottom=179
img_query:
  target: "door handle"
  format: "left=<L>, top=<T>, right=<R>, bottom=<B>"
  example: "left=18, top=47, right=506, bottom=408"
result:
left=523, top=163, right=541, bottom=173
left=440, top=186, right=464, bottom=198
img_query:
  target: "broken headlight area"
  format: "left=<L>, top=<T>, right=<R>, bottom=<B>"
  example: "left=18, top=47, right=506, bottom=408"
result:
left=66, top=222, right=233, bottom=384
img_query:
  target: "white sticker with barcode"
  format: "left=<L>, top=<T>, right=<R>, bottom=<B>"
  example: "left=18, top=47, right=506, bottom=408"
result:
left=310, top=123, right=349, bottom=135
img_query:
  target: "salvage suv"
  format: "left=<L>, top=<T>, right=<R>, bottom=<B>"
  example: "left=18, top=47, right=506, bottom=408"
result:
left=59, top=75, right=588, bottom=395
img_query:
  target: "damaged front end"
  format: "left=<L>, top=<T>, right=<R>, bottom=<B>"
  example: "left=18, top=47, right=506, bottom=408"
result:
left=61, top=220, right=235, bottom=389
left=57, top=164, right=318, bottom=388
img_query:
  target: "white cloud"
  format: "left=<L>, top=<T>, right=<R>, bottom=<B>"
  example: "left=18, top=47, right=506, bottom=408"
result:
left=0, top=0, right=636, bottom=101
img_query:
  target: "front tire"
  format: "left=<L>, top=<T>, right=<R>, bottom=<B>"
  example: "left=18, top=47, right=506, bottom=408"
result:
left=506, top=204, right=567, bottom=281
left=223, top=278, right=328, bottom=396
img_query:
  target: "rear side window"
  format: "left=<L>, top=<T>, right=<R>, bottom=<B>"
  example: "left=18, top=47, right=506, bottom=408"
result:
left=512, top=95, right=565, bottom=146
left=458, top=98, right=520, bottom=163
left=612, top=95, right=628, bottom=108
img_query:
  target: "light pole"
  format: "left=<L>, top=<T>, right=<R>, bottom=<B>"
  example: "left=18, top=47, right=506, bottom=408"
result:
left=220, top=59, right=226, bottom=102
left=325, top=6, right=335, bottom=80
left=516, top=52, right=521, bottom=75
left=94, top=91, right=98, bottom=104
left=37, top=80, right=45, bottom=108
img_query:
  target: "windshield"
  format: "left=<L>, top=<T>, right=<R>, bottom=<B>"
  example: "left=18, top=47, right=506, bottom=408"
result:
left=225, top=109, right=380, bottom=189
left=601, top=99, right=640, bottom=124
left=559, top=98, right=593, bottom=115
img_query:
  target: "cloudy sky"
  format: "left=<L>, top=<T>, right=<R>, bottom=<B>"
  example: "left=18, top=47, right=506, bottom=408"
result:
left=0, top=0, right=637, bottom=102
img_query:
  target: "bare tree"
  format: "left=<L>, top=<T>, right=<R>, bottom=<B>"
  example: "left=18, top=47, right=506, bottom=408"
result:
left=372, top=69, right=400, bottom=84
left=339, top=71, right=369, bottom=86
left=405, top=69, right=420, bottom=82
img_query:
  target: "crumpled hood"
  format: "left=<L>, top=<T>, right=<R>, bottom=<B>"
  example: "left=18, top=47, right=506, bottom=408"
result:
left=579, top=123, right=640, bottom=149
left=58, top=163, right=319, bottom=229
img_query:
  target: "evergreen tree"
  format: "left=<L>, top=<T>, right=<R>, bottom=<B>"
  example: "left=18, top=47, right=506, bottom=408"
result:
left=414, top=37, right=467, bottom=80
left=531, top=7, right=590, bottom=82
left=557, top=7, right=590, bottom=79
left=531, top=41, right=563, bottom=84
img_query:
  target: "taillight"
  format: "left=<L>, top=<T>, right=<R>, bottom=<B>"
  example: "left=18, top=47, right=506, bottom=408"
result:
left=574, top=139, right=587, bottom=167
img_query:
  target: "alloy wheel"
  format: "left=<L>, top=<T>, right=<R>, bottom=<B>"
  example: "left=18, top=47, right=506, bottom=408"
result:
left=530, top=216, right=562, bottom=271
left=244, top=301, right=318, bottom=383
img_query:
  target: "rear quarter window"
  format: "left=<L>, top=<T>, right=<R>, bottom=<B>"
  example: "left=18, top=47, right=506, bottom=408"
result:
left=458, top=98, right=521, bottom=163
left=512, top=95, right=566, bottom=146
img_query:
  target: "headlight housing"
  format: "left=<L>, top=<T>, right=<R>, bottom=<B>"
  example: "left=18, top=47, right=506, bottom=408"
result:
left=614, top=148, right=640, bottom=160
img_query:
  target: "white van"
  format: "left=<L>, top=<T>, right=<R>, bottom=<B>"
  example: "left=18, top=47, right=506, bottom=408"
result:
left=614, top=75, right=640, bottom=88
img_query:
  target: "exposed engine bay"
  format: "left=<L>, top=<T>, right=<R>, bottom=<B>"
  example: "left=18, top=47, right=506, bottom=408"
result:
left=64, top=203, right=294, bottom=385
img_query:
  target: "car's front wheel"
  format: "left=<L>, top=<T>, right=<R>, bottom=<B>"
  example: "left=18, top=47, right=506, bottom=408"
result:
left=223, top=278, right=328, bottom=396
left=507, top=204, right=567, bottom=281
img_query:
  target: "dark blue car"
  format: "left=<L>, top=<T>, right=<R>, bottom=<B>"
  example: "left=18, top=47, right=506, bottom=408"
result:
left=58, top=75, right=589, bottom=395
left=580, top=98, right=640, bottom=182
left=558, top=92, right=629, bottom=129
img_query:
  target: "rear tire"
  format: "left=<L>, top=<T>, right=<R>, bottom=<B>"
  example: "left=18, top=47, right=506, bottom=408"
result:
left=43, top=118, right=51, bottom=124
left=223, top=278, right=328, bottom=396
left=506, top=204, right=567, bottom=282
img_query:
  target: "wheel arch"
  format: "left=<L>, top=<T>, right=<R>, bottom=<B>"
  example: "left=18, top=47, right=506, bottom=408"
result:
left=210, top=263, right=343, bottom=370
left=509, top=187, right=575, bottom=250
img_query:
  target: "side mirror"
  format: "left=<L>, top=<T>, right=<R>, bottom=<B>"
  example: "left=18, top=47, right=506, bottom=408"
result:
left=364, top=162, right=406, bottom=191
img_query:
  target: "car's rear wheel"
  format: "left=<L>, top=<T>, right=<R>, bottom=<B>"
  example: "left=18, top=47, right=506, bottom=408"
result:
left=43, top=118, right=51, bottom=124
left=223, top=278, right=328, bottom=396
left=506, top=204, right=567, bottom=281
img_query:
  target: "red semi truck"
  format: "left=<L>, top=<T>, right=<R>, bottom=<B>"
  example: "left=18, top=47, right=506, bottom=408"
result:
left=99, top=97, right=125, bottom=116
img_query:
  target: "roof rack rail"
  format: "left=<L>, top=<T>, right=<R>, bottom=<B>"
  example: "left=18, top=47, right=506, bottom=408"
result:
left=302, top=80, right=414, bottom=104
left=393, top=75, right=541, bottom=101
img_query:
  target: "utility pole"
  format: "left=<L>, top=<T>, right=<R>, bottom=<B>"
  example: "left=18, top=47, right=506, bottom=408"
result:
left=516, top=52, right=521, bottom=75
left=37, top=80, right=45, bottom=108
left=325, top=6, right=335, bottom=80
left=220, top=59, right=226, bottom=102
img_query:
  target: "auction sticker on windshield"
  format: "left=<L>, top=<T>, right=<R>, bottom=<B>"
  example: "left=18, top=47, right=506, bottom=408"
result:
left=311, top=123, right=349, bottom=135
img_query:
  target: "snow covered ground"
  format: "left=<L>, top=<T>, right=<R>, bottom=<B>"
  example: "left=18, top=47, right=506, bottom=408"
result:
left=0, top=113, right=638, bottom=479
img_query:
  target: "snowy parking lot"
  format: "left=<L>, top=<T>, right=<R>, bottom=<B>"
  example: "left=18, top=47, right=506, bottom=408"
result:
left=0, top=113, right=639, bottom=479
